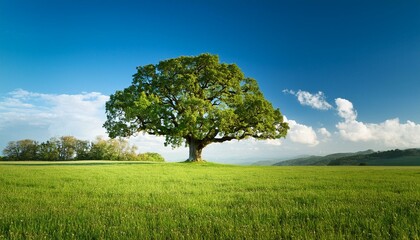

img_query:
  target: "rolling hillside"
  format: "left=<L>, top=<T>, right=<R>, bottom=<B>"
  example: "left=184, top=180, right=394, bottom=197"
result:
left=328, top=148, right=420, bottom=166
left=273, top=150, right=374, bottom=166
left=273, top=149, right=420, bottom=166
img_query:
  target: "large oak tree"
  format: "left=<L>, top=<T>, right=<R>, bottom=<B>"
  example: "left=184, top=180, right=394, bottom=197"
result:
left=104, top=54, right=288, bottom=162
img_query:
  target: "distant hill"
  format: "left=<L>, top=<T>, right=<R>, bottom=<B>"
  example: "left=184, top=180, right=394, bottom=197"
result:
left=271, top=149, right=420, bottom=166
left=251, top=155, right=310, bottom=166
left=328, top=148, right=420, bottom=166
left=273, top=150, right=374, bottom=166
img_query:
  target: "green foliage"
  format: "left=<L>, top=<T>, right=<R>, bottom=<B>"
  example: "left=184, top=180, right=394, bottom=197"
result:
left=57, top=136, right=78, bottom=160
left=89, top=137, right=138, bottom=161
left=1, top=136, right=163, bottom=162
left=104, top=54, right=288, bottom=161
left=38, top=138, right=60, bottom=160
left=0, top=164, right=419, bottom=239
left=136, top=152, right=165, bottom=162
left=75, top=139, right=91, bottom=160
left=2, top=139, right=39, bottom=160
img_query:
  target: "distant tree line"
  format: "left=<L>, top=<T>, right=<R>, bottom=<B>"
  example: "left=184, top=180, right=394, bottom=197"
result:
left=1, top=136, right=165, bottom=162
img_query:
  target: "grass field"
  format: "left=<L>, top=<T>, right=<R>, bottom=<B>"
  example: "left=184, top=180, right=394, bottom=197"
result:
left=0, top=162, right=419, bottom=239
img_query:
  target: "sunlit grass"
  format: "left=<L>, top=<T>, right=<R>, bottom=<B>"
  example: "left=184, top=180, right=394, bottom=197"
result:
left=0, top=162, right=419, bottom=239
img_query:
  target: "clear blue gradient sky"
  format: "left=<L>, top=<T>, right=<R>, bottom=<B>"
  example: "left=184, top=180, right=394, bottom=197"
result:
left=1, top=0, right=420, bottom=162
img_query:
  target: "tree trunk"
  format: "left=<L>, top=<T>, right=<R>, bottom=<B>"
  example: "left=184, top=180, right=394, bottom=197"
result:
left=187, top=139, right=205, bottom=162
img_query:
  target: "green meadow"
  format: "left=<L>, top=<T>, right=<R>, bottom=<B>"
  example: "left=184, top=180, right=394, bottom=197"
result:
left=0, top=162, right=419, bottom=239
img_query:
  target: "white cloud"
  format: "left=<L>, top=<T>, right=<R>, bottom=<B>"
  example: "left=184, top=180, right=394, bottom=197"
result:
left=317, top=128, right=331, bottom=138
left=336, top=121, right=373, bottom=142
left=0, top=89, right=109, bottom=140
left=335, top=98, right=420, bottom=148
left=284, top=89, right=332, bottom=110
left=284, top=116, right=319, bottom=146
left=335, top=98, right=357, bottom=122
left=262, top=139, right=283, bottom=146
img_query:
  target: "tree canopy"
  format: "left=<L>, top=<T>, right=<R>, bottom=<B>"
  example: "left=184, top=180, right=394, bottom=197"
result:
left=104, top=54, right=288, bottom=161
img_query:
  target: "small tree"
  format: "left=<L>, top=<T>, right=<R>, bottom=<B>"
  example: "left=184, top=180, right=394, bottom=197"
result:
left=2, top=141, right=20, bottom=160
left=38, top=138, right=60, bottom=160
left=89, top=137, right=137, bottom=161
left=104, top=54, right=288, bottom=162
left=2, top=139, right=38, bottom=160
left=89, top=137, right=109, bottom=160
left=75, top=139, right=91, bottom=160
left=137, top=152, right=165, bottom=162
left=58, top=136, right=77, bottom=160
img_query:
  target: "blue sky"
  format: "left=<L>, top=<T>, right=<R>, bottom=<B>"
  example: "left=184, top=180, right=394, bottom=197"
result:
left=1, top=0, right=420, bottom=163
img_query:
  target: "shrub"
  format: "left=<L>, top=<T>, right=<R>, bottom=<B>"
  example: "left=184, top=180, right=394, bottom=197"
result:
left=136, top=152, right=165, bottom=162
